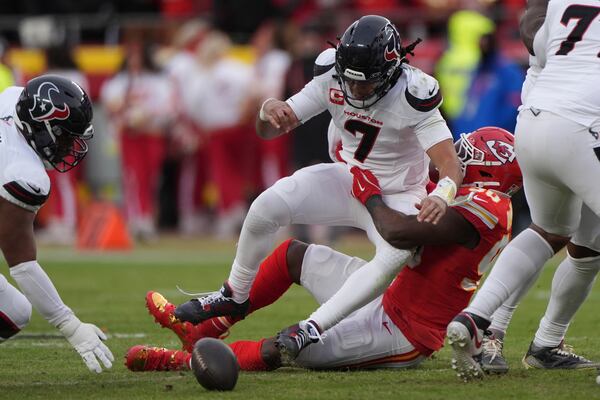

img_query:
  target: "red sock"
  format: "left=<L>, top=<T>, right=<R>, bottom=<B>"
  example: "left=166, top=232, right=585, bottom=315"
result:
left=229, top=339, right=269, bottom=371
left=206, top=239, right=294, bottom=336
left=248, top=238, right=294, bottom=312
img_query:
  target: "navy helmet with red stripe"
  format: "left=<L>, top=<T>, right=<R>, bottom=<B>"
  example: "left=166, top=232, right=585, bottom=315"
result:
left=335, top=15, right=411, bottom=109
left=15, top=75, right=93, bottom=172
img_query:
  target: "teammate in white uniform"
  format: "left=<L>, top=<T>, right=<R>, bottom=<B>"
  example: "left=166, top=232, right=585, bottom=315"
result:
left=173, top=15, right=462, bottom=352
left=447, top=0, right=600, bottom=381
left=0, top=75, right=113, bottom=373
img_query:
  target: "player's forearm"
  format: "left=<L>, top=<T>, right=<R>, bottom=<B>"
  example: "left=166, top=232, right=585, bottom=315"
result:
left=10, top=260, right=74, bottom=327
left=435, top=159, right=462, bottom=189
left=255, top=118, right=289, bottom=140
left=365, top=196, right=418, bottom=249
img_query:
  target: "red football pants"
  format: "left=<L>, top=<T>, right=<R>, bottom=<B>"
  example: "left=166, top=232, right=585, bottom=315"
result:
left=207, top=125, right=259, bottom=213
left=120, top=133, right=166, bottom=220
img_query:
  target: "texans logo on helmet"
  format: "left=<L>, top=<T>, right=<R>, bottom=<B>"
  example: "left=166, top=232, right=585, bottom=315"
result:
left=29, top=82, right=70, bottom=122
left=487, top=140, right=516, bottom=164
left=384, top=36, right=400, bottom=62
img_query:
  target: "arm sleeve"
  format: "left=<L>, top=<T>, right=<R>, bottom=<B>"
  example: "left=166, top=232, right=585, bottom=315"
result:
left=10, top=260, right=74, bottom=327
left=414, top=110, right=453, bottom=151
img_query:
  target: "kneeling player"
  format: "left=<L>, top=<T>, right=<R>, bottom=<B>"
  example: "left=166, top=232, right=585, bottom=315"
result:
left=125, top=127, right=521, bottom=371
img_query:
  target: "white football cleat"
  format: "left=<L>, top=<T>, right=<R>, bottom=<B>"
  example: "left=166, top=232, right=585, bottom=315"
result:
left=447, top=312, right=487, bottom=382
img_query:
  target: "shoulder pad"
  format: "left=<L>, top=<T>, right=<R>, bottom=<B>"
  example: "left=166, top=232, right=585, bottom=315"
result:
left=404, top=66, right=442, bottom=112
left=313, top=48, right=336, bottom=78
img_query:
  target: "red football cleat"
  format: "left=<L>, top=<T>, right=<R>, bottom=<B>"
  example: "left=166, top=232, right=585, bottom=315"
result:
left=125, top=345, right=191, bottom=372
left=145, top=291, right=231, bottom=352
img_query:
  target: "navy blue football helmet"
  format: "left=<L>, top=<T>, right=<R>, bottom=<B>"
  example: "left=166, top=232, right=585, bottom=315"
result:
left=15, top=75, right=93, bottom=172
left=335, top=15, right=405, bottom=109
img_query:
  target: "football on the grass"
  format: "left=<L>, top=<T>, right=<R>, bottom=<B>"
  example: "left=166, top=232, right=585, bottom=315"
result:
left=191, top=338, right=240, bottom=391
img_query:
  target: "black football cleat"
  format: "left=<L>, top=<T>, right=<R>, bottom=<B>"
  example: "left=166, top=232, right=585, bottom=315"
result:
left=174, top=282, right=250, bottom=325
left=275, top=320, right=321, bottom=365
left=522, top=341, right=600, bottom=369
left=478, top=332, right=508, bottom=374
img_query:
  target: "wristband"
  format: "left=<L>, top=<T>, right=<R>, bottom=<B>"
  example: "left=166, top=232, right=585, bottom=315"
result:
left=259, top=98, right=277, bottom=121
left=428, top=176, right=457, bottom=205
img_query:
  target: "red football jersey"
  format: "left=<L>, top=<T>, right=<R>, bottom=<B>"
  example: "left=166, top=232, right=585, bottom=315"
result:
left=382, top=187, right=513, bottom=356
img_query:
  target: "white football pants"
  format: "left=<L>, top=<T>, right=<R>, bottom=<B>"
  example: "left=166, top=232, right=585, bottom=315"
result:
left=295, top=244, right=425, bottom=369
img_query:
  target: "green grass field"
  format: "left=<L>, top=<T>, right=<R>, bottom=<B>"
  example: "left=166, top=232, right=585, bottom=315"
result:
left=1, top=235, right=600, bottom=400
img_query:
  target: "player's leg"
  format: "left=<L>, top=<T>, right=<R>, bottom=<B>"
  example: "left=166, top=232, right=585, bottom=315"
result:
left=226, top=162, right=360, bottom=301
left=133, top=242, right=365, bottom=371
left=277, top=190, right=420, bottom=360
left=146, top=238, right=301, bottom=351
left=523, top=205, right=600, bottom=369
left=222, top=244, right=372, bottom=371
left=294, top=299, right=425, bottom=370
left=0, top=274, right=32, bottom=342
left=173, top=163, right=361, bottom=324
left=447, top=110, right=580, bottom=381
left=481, top=266, right=544, bottom=374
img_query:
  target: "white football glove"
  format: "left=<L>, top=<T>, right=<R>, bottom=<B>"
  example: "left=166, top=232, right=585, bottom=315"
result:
left=58, top=316, right=114, bottom=373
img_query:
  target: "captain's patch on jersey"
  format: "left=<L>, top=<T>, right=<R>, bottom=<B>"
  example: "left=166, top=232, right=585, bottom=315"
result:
left=329, top=88, right=344, bottom=105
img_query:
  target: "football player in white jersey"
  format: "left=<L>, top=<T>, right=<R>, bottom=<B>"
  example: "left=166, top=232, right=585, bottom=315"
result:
left=447, top=0, right=600, bottom=381
left=173, top=15, right=462, bottom=353
left=0, top=75, right=114, bottom=373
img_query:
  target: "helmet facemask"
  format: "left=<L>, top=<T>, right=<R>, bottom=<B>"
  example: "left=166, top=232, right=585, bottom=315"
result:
left=15, top=111, right=93, bottom=173
left=456, top=129, right=522, bottom=197
left=336, top=61, right=401, bottom=109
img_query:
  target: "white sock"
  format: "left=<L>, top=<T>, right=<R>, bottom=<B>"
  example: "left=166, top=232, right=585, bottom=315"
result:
left=227, top=190, right=290, bottom=302
left=9, top=261, right=73, bottom=327
left=489, top=263, right=544, bottom=334
left=0, top=274, right=32, bottom=340
left=466, top=228, right=554, bottom=321
left=308, top=246, right=411, bottom=331
left=533, top=253, right=600, bottom=348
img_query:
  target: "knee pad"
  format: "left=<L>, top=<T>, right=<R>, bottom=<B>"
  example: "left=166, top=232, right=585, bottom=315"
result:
left=0, top=275, right=32, bottom=341
left=244, top=189, right=291, bottom=234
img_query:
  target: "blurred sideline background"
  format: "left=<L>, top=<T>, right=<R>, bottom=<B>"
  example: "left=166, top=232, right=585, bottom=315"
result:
left=0, top=0, right=530, bottom=249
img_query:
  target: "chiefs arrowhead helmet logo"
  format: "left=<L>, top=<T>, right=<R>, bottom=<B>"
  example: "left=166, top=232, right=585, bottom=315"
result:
left=487, top=140, right=516, bottom=164
left=29, top=82, right=70, bottom=122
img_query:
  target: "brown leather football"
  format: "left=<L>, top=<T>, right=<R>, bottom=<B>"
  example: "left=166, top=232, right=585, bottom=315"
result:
left=191, top=338, right=240, bottom=391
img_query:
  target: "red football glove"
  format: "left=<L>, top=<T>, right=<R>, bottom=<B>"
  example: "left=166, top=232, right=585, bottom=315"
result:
left=350, top=166, right=381, bottom=205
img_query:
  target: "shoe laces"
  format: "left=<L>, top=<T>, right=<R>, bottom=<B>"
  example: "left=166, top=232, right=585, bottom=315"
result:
left=482, top=334, right=504, bottom=362
left=175, top=285, right=230, bottom=306
left=300, top=320, right=326, bottom=344
left=553, top=343, right=590, bottom=362
left=175, top=284, right=218, bottom=297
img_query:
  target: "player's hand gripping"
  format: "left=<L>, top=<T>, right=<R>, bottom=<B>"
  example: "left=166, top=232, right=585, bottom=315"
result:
left=350, top=166, right=381, bottom=205
left=416, top=195, right=448, bottom=225
left=260, top=99, right=299, bottom=133
left=59, top=316, right=114, bottom=373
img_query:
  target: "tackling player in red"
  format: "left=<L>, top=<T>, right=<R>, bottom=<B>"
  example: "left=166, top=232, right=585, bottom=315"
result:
left=125, top=127, right=521, bottom=372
